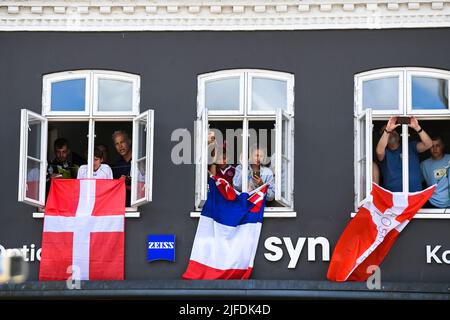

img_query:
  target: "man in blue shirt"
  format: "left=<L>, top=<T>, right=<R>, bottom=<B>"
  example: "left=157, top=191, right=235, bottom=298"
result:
left=376, top=116, right=432, bottom=192
left=420, top=137, right=450, bottom=208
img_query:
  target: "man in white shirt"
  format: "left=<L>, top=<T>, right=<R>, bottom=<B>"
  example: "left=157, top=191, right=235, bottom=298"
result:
left=77, top=147, right=113, bottom=179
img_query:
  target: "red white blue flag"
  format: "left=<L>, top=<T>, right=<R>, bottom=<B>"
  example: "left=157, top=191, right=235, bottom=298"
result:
left=183, top=177, right=268, bottom=280
left=327, top=183, right=435, bottom=282
left=39, top=179, right=125, bottom=281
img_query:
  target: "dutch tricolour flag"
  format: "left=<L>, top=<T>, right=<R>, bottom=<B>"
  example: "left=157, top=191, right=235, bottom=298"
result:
left=183, top=177, right=268, bottom=280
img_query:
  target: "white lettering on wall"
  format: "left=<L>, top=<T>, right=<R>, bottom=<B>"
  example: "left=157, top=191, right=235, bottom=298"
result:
left=263, top=236, right=330, bottom=268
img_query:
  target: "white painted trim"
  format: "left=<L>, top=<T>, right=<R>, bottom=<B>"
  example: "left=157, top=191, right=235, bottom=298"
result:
left=0, top=1, right=449, bottom=31
left=190, top=211, right=297, bottom=218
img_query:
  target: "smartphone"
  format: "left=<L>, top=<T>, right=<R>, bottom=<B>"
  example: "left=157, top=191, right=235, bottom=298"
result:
left=396, top=117, right=411, bottom=125
left=253, top=171, right=260, bottom=179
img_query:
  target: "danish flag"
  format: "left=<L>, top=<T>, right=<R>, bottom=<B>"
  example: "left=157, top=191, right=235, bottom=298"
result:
left=327, top=183, right=435, bottom=282
left=39, top=179, right=125, bottom=281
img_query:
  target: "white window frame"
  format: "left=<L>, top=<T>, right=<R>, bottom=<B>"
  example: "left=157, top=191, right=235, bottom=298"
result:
left=43, top=70, right=140, bottom=117
left=42, top=70, right=91, bottom=116
left=194, top=108, right=209, bottom=208
left=247, top=70, right=295, bottom=116
left=93, top=71, right=140, bottom=116
left=354, top=67, right=450, bottom=218
left=198, top=71, right=245, bottom=117
left=275, top=108, right=294, bottom=207
left=354, top=108, right=373, bottom=209
left=18, top=109, right=48, bottom=207
left=406, top=68, right=450, bottom=116
left=194, top=69, right=296, bottom=217
left=131, top=110, right=154, bottom=207
left=21, top=70, right=152, bottom=218
left=356, top=68, right=404, bottom=116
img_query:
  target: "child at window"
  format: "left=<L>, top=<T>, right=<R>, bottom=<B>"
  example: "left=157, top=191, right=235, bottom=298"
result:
left=77, top=147, right=113, bottom=179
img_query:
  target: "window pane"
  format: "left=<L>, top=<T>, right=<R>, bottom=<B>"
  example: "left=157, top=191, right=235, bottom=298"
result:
left=98, top=79, right=133, bottom=112
left=26, top=158, right=40, bottom=201
left=27, top=119, right=41, bottom=159
left=51, top=79, right=86, bottom=111
left=412, top=76, right=448, bottom=110
left=135, top=158, right=146, bottom=200
left=205, top=78, right=240, bottom=111
left=362, top=77, right=399, bottom=110
left=252, top=78, right=287, bottom=111
left=137, top=119, right=147, bottom=159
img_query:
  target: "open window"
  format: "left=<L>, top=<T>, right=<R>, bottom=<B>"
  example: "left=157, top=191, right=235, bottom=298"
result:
left=275, top=108, right=294, bottom=207
left=194, top=108, right=209, bottom=208
left=19, top=70, right=153, bottom=217
left=354, top=108, right=372, bottom=209
left=131, top=110, right=154, bottom=207
left=354, top=67, right=450, bottom=217
left=18, top=109, right=48, bottom=207
left=194, top=69, right=295, bottom=216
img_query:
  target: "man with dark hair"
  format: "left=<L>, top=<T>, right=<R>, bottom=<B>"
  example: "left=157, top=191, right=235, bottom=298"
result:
left=421, top=136, right=450, bottom=208
left=47, top=138, right=84, bottom=180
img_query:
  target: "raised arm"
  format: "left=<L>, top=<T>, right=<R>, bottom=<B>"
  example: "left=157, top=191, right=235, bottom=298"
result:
left=376, top=117, right=400, bottom=162
left=409, top=117, right=432, bottom=153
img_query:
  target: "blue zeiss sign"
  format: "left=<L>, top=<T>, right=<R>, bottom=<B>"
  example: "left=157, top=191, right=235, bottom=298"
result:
left=147, top=235, right=176, bottom=262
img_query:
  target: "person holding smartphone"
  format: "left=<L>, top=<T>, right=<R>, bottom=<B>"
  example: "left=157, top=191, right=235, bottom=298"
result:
left=376, top=116, right=432, bottom=192
left=233, top=145, right=275, bottom=201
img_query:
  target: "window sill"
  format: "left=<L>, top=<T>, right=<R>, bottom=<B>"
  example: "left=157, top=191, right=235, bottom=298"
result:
left=350, top=208, right=450, bottom=219
left=190, top=210, right=297, bottom=218
left=33, top=207, right=140, bottom=218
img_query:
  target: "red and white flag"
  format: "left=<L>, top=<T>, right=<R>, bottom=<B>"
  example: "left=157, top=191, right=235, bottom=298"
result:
left=39, top=179, right=125, bottom=281
left=327, top=183, right=435, bottom=282
left=211, top=175, right=237, bottom=201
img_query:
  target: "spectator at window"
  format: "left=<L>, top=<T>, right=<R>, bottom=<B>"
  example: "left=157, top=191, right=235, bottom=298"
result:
left=111, top=130, right=132, bottom=206
left=233, top=145, right=275, bottom=201
left=209, top=142, right=235, bottom=185
left=96, top=143, right=110, bottom=166
left=47, top=138, right=84, bottom=180
left=77, top=147, right=113, bottom=179
left=376, top=116, right=432, bottom=192
left=421, top=136, right=450, bottom=208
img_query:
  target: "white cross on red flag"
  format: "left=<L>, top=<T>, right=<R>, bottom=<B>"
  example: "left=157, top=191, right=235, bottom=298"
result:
left=39, top=179, right=125, bottom=281
left=328, top=183, right=435, bottom=282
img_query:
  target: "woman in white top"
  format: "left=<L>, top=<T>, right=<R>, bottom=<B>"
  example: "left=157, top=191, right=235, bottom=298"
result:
left=77, top=147, right=113, bottom=179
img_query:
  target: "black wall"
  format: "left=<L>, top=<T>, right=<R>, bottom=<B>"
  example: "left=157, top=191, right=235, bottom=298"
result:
left=1, top=29, right=449, bottom=283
